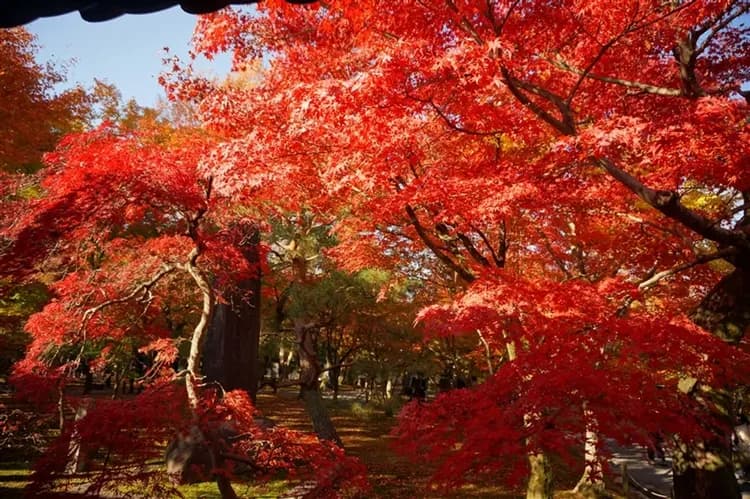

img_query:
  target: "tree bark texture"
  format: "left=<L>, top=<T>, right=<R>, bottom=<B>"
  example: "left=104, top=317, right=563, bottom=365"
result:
left=670, top=268, right=750, bottom=499
left=692, top=268, right=750, bottom=343
left=203, top=225, right=261, bottom=401
left=181, top=245, right=238, bottom=499
left=573, top=411, right=606, bottom=498
left=672, top=441, right=740, bottom=499
left=526, top=452, right=553, bottom=499
left=296, top=319, right=343, bottom=447
left=65, top=402, right=92, bottom=474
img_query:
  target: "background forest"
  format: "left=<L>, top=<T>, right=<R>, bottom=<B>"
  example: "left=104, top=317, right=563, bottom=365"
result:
left=1, top=1, right=750, bottom=498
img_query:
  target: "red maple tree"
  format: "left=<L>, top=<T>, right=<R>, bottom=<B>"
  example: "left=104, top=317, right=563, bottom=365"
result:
left=2, top=119, right=367, bottom=497
left=179, top=1, right=750, bottom=497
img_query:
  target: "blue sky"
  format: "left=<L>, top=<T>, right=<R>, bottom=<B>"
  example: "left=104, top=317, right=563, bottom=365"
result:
left=27, top=6, right=232, bottom=107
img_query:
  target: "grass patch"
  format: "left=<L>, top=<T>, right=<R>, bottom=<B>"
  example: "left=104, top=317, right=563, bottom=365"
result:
left=178, top=479, right=288, bottom=498
left=0, top=463, right=32, bottom=485
left=0, top=463, right=32, bottom=499
left=325, top=396, right=404, bottom=422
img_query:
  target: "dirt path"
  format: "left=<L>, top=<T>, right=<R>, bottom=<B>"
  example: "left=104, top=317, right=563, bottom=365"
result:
left=254, top=388, right=520, bottom=498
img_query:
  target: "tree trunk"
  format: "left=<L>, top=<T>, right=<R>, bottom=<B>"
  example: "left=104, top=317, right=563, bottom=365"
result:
left=203, top=225, right=261, bottom=402
left=507, top=336, right=553, bottom=499
left=278, top=345, right=293, bottom=381
left=526, top=452, right=553, bottom=499
left=296, top=320, right=343, bottom=447
left=301, top=388, right=343, bottom=446
left=670, top=267, right=750, bottom=498
left=573, top=404, right=605, bottom=498
left=66, top=402, right=93, bottom=474
left=330, top=364, right=341, bottom=401
left=672, top=441, right=740, bottom=499
left=179, top=246, right=238, bottom=499
left=692, top=268, right=750, bottom=343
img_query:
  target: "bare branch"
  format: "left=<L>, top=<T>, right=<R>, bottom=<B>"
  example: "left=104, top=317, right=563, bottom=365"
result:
left=471, top=223, right=505, bottom=267
left=537, top=229, right=574, bottom=279
left=552, top=58, right=681, bottom=97
left=638, top=248, right=737, bottom=290
left=445, top=0, right=484, bottom=45
left=454, top=230, right=491, bottom=267
left=502, top=67, right=576, bottom=135
left=405, top=205, right=476, bottom=283
left=76, top=264, right=177, bottom=359
left=566, top=35, right=623, bottom=105
left=496, top=0, right=522, bottom=37
left=595, top=158, right=750, bottom=253
left=694, top=0, right=749, bottom=56
left=427, top=100, right=501, bottom=137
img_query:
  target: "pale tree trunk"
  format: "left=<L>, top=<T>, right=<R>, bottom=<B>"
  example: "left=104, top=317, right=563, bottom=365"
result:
left=477, top=329, right=494, bottom=375
left=57, top=382, right=65, bottom=431
left=182, top=247, right=238, bottom=499
left=573, top=403, right=605, bottom=498
left=278, top=345, right=294, bottom=381
left=507, top=339, right=553, bottom=499
left=525, top=410, right=553, bottom=499
left=296, top=319, right=343, bottom=447
left=329, top=363, right=342, bottom=401
left=526, top=452, right=553, bottom=499
left=66, top=401, right=93, bottom=474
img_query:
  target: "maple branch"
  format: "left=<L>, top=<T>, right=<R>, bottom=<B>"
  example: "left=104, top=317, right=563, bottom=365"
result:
left=545, top=2, right=702, bottom=102
left=445, top=0, right=484, bottom=45
left=471, top=223, right=506, bottom=267
left=404, top=90, right=501, bottom=137
left=427, top=100, right=501, bottom=137
left=693, top=0, right=749, bottom=57
left=183, top=245, right=215, bottom=411
left=638, top=248, right=737, bottom=290
left=537, top=229, right=574, bottom=279
left=77, top=264, right=177, bottom=344
left=552, top=58, right=681, bottom=97
left=485, top=0, right=499, bottom=35
left=501, top=67, right=576, bottom=136
left=405, top=205, right=476, bottom=283
left=594, top=158, right=750, bottom=254
left=496, top=0, right=521, bottom=37
left=187, top=175, right=214, bottom=239
left=565, top=31, right=626, bottom=105
left=435, top=222, right=462, bottom=255
left=456, top=232, right=491, bottom=267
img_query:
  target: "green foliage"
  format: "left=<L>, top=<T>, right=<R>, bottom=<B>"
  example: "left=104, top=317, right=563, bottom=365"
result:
left=0, top=281, right=48, bottom=318
left=0, top=281, right=49, bottom=374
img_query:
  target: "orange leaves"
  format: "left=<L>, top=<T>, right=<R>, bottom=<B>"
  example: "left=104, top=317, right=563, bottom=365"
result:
left=0, top=28, right=89, bottom=172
